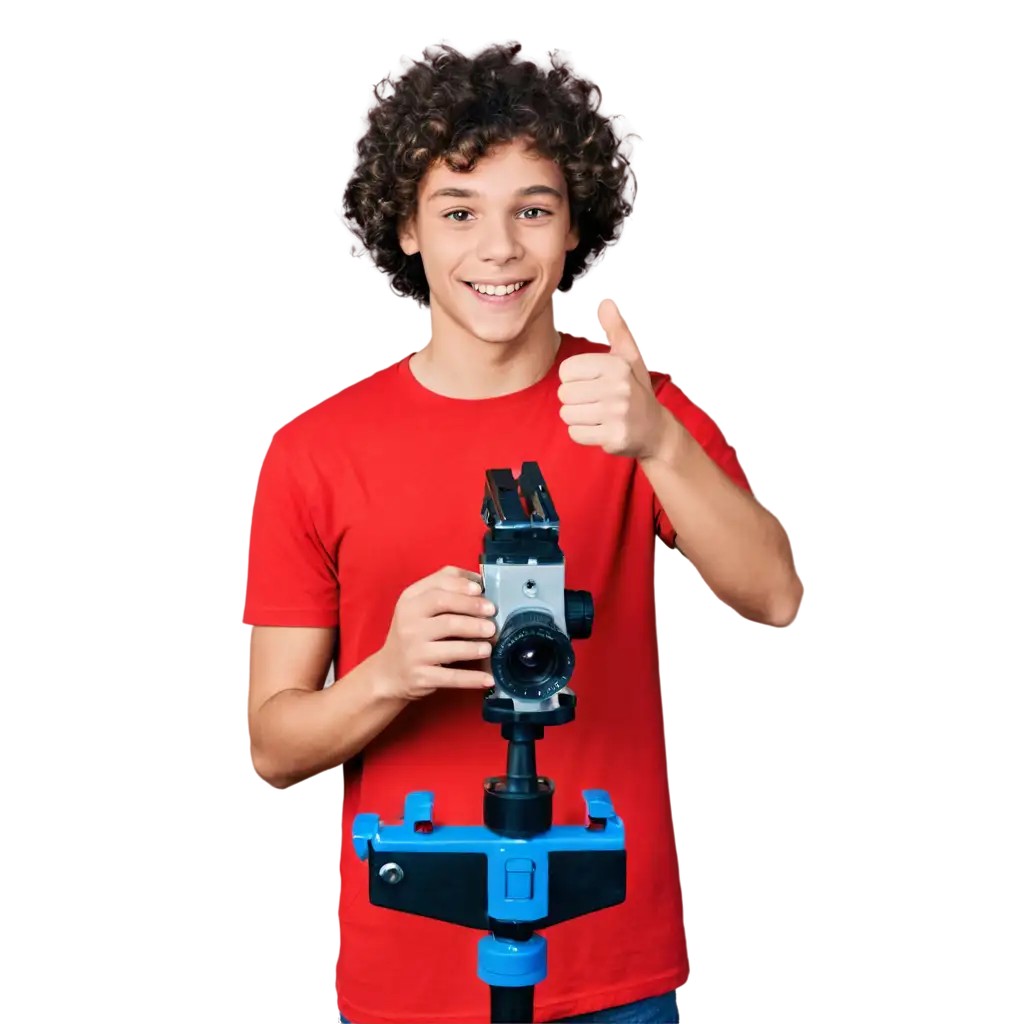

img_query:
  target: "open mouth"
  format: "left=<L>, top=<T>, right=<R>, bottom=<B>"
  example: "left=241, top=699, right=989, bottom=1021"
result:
left=463, top=280, right=533, bottom=304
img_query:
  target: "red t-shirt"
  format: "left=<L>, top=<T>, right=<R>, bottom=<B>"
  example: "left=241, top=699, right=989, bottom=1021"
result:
left=243, top=332, right=751, bottom=1023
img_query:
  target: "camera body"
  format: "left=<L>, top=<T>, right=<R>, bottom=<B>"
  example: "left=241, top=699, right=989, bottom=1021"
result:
left=479, top=463, right=593, bottom=711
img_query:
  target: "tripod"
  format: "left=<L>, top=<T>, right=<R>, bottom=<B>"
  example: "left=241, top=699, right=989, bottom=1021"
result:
left=352, top=689, right=627, bottom=1023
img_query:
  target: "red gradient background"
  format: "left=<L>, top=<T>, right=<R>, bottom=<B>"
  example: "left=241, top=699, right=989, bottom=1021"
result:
left=2, top=8, right=1024, bottom=1024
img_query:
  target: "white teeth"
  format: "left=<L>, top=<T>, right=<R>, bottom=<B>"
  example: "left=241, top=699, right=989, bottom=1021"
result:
left=471, top=281, right=526, bottom=295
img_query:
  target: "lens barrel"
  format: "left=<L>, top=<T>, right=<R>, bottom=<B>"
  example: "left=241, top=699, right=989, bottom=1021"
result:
left=492, top=609, right=574, bottom=701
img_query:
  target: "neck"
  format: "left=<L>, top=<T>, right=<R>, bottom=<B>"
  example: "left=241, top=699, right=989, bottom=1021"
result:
left=409, top=303, right=562, bottom=400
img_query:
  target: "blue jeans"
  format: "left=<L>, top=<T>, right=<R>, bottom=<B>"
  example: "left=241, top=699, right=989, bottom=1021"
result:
left=339, top=989, right=679, bottom=1023
left=554, top=990, right=679, bottom=1022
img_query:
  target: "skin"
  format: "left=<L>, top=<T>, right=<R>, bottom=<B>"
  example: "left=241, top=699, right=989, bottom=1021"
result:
left=397, top=136, right=578, bottom=399
left=248, top=134, right=803, bottom=788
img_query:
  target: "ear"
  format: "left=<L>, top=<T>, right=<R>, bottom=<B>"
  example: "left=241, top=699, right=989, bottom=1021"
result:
left=566, top=221, right=580, bottom=252
left=398, top=215, right=420, bottom=257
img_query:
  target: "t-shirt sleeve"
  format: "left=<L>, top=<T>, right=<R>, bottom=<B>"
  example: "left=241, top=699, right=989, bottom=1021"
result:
left=651, top=373, right=752, bottom=550
left=242, top=430, right=339, bottom=627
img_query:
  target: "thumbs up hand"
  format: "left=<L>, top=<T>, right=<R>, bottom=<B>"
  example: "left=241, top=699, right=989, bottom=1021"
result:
left=557, top=299, right=673, bottom=461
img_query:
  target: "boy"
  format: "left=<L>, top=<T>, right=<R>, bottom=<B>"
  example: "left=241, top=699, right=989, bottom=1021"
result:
left=243, top=41, right=802, bottom=1024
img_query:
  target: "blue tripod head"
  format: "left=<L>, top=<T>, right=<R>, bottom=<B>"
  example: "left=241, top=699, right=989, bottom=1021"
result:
left=352, top=463, right=626, bottom=1023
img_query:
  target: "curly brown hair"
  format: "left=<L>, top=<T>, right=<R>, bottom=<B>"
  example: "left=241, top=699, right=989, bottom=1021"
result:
left=341, top=41, right=638, bottom=307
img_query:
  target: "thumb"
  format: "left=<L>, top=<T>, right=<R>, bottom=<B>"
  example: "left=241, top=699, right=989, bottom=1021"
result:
left=598, top=298, right=650, bottom=383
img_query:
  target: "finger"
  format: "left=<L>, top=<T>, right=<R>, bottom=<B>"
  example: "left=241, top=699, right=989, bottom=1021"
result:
left=427, top=639, right=496, bottom=665
left=598, top=299, right=647, bottom=373
left=437, top=564, right=483, bottom=585
left=559, top=402, right=604, bottom=426
left=567, top=424, right=606, bottom=446
left=418, top=588, right=494, bottom=619
left=558, top=352, right=616, bottom=384
left=558, top=378, right=619, bottom=405
left=424, top=664, right=496, bottom=690
left=422, top=612, right=497, bottom=643
left=406, top=567, right=482, bottom=599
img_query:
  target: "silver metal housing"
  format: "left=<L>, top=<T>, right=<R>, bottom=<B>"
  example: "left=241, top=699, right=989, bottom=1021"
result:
left=480, top=556, right=573, bottom=711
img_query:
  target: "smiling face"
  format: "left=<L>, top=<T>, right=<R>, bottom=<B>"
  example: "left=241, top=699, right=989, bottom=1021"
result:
left=398, top=137, right=579, bottom=346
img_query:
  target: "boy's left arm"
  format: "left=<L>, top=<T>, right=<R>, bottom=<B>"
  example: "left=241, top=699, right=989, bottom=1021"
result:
left=558, top=299, right=803, bottom=628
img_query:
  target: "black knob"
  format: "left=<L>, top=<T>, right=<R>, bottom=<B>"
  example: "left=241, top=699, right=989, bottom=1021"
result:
left=564, top=589, right=594, bottom=639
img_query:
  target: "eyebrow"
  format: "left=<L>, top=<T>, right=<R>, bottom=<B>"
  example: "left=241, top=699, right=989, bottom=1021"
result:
left=426, top=184, right=565, bottom=203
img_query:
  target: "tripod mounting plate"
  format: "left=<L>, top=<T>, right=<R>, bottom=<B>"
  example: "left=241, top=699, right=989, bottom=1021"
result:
left=482, top=688, right=577, bottom=727
left=352, top=788, right=625, bottom=931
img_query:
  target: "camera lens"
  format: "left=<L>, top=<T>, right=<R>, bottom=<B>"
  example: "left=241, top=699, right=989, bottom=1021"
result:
left=508, top=638, right=558, bottom=685
left=492, top=610, right=574, bottom=701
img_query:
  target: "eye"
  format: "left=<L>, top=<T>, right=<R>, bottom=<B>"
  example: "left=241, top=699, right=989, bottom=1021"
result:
left=444, top=209, right=472, bottom=222
left=520, top=207, right=552, bottom=220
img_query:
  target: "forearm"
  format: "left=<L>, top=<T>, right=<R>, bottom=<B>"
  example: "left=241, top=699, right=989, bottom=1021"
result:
left=640, top=408, right=803, bottom=626
left=252, top=648, right=410, bottom=789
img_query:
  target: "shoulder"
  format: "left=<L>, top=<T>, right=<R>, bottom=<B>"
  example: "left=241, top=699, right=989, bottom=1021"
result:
left=255, top=358, right=404, bottom=504
left=649, top=369, right=694, bottom=408
left=271, top=358, right=402, bottom=452
left=642, top=367, right=751, bottom=490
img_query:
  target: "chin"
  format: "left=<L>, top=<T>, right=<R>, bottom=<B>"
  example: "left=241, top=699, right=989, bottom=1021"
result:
left=471, top=321, right=530, bottom=344
left=454, top=282, right=552, bottom=346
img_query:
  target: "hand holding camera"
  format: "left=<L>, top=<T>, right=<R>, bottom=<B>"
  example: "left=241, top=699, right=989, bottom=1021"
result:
left=376, top=565, right=498, bottom=701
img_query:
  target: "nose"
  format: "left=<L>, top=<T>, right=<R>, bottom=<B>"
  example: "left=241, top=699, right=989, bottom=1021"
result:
left=475, top=214, right=522, bottom=265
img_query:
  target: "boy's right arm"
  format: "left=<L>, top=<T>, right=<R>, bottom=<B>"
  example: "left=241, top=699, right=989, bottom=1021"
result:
left=248, top=626, right=410, bottom=789
left=248, top=565, right=498, bottom=789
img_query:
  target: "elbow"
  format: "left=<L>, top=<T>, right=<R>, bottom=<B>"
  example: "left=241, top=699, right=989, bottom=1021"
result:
left=765, top=573, right=803, bottom=627
left=770, top=589, right=798, bottom=626
left=249, top=703, right=301, bottom=788
left=245, top=749, right=342, bottom=794
left=761, top=517, right=803, bottom=627
left=251, top=745, right=293, bottom=790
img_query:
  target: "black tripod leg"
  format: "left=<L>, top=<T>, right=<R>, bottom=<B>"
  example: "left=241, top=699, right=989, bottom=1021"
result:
left=490, top=984, right=534, bottom=1023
